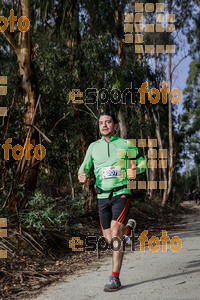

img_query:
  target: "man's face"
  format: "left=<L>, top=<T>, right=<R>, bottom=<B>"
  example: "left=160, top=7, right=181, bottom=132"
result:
left=99, top=115, right=117, bottom=137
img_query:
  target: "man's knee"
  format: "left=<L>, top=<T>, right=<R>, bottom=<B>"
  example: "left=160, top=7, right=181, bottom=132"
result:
left=111, top=222, right=124, bottom=238
left=102, top=229, right=112, bottom=244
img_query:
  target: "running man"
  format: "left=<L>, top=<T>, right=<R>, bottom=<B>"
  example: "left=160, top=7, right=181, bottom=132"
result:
left=78, top=112, right=146, bottom=292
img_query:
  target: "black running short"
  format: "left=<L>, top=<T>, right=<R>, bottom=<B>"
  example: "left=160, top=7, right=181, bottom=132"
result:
left=98, top=194, right=131, bottom=230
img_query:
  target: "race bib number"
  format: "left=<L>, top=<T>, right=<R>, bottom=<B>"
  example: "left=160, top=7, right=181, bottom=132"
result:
left=102, top=166, right=121, bottom=178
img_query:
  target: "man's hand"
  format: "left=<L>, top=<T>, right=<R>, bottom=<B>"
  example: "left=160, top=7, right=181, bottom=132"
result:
left=78, top=167, right=87, bottom=183
left=135, top=167, right=140, bottom=174
left=127, top=167, right=140, bottom=179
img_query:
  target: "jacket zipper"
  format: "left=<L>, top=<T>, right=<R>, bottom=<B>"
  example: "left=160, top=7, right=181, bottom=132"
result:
left=105, top=140, right=110, bottom=157
left=107, top=142, right=110, bottom=157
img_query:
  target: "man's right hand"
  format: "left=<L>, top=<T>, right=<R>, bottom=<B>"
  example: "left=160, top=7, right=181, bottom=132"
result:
left=78, top=167, right=87, bottom=183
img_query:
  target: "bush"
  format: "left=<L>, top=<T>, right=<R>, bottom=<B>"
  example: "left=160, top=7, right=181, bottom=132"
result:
left=19, top=191, right=84, bottom=235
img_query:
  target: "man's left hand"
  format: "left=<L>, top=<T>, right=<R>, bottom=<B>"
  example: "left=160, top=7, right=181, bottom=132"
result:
left=127, top=167, right=140, bottom=179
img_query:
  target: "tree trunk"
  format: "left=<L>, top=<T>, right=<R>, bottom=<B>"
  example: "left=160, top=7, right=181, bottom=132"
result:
left=151, top=106, right=168, bottom=205
left=113, top=0, right=127, bottom=139
left=144, top=108, right=157, bottom=200
left=166, top=53, right=174, bottom=205
left=113, top=0, right=125, bottom=65
left=68, top=0, right=95, bottom=212
left=197, top=164, right=199, bottom=187
left=118, top=110, right=127, bottom=139
left=65, top=132, right=75, bottom=200
left=3, top=0, right=39, bottom=212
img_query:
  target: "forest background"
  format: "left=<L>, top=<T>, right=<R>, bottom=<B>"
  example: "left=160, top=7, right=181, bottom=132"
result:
left=0, top=0, right=200, bottom=273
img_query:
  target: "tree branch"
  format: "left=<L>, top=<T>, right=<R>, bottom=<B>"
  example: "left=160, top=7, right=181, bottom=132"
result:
left=49, top=110, right=72, bottom=134
left=24, top=124, right=52, bottom=143
left=171, top=50, right=193, bottom=75
left=3, top=30, right=18, bottom=54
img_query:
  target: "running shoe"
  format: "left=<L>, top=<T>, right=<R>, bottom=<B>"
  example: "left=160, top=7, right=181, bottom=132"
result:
left=124, top=219, right=136, bottom=244
left=104, top=275, right=122, bottom=292
left=126, top=219, right=136, bottom=231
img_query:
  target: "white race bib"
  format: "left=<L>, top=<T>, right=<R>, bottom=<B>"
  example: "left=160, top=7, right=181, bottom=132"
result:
left=102, top=166, right=121, bottom=178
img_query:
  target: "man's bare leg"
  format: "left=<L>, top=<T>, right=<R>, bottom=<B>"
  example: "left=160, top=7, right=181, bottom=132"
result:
left=110, top=220, right=127, bottom=273
left=102, top=228, right=112, bottom=244
left=102, top=221, right=128, bottom=273
left=103, top=220, right=135, bottom=292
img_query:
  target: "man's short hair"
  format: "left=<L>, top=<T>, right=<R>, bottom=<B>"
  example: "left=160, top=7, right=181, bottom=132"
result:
left=98, top=112, right=118, bottom=124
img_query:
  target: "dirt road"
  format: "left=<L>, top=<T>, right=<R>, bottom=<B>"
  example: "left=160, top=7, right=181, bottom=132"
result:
left=33, top=201, right=200, bottom=300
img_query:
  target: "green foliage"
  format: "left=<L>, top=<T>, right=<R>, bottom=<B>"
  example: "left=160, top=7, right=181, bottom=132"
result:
left=19, top=192, right=84, bottom=235
left=179, top=59, right=200, bottom=174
